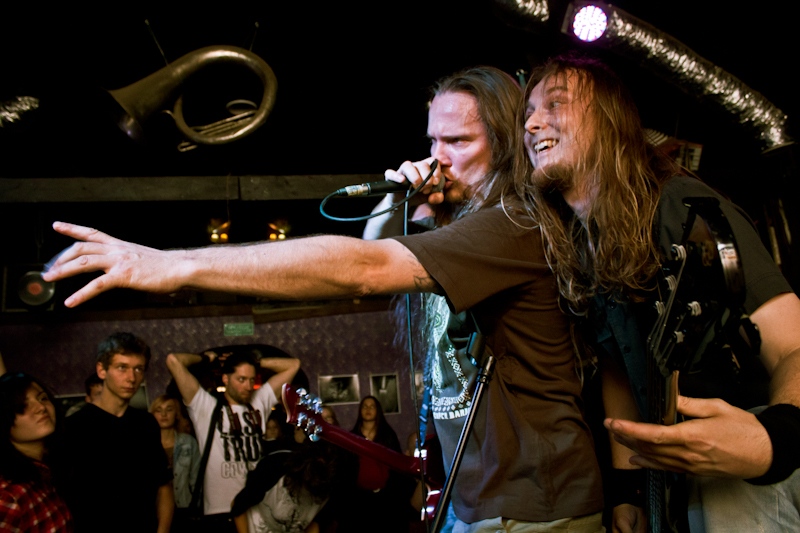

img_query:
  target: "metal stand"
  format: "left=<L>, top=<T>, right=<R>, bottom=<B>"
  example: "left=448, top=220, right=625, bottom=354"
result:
left=429, top=338, right=495, bottom=533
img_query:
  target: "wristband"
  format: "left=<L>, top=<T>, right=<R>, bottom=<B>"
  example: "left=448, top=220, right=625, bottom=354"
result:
left=746, top=403, right=800, bottom=485
left=608, top=468, right=646, bottom=508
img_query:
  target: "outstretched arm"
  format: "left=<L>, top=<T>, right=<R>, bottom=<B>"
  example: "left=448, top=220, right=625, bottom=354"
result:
left=605, top=292, right=800, bottom=479
left=43, top=222, right=440, bottom=308
left=262, top=356, right=301, bottom=398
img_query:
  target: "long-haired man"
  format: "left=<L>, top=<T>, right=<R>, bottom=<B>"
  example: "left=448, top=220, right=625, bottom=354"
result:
left=515, top=52, right=800, bottom=532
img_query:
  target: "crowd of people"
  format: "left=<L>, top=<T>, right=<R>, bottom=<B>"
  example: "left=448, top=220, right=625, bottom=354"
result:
left=2, top=51, right=799, bottom=533
left=0, top=338, right=418, bottom=533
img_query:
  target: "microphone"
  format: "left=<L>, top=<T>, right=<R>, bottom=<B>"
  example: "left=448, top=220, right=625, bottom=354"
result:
left=334, top=180, right=411, bottom=197
left=332, top=160, right=439, bottom=198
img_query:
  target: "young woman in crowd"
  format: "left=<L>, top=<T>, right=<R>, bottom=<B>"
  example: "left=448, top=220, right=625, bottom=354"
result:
left=0, top=352, right=73, bottom=532
left=150, top=393, right=201, bottom=532
left=337, top=395, right=413, bottom=533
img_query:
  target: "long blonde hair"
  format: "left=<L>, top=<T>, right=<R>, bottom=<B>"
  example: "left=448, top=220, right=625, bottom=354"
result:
left=514, top=53, right=679, bottom=314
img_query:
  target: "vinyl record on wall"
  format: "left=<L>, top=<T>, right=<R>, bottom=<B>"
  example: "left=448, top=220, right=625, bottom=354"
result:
left=2, top=264, right=55, bottom=312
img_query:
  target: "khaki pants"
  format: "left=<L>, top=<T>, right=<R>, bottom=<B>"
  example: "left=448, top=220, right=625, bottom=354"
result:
left=452, top=511, right=604, bottom=533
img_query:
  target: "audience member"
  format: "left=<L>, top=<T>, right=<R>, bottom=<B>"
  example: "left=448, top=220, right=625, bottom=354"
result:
left=65, top=373, right=103, bottom=417
left=151, top=394, right=201, bottom=533
left=337, top=395, right=413, bottom=533
left=320, top=404, right=340, bottom=427
left=166, top=349, right=300, bottom=532
left=0, top=352, right=73, bottom=532
left=263, top=409, right=293, bottom=455
left=231, top=440, right=343, bottom=533
left=62, top=332, right=173, bottom=533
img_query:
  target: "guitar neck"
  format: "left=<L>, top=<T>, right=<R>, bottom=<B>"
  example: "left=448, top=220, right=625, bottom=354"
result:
left=282, top=384, right=421, bottom=478
left=317, top=424, right=421, bottom=477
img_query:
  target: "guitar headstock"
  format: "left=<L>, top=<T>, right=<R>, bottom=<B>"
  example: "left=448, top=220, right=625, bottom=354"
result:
left=648, top=197, right=750, bottom=389
left=282, top=384, right=325, bottom=442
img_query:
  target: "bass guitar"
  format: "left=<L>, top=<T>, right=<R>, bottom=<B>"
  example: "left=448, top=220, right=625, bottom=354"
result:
left=282, top=384, right=444, bottom=522
left=644, top=197, right=758, bottom=532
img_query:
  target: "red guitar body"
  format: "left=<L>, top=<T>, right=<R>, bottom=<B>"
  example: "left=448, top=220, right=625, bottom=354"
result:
left=282, top=384, right=444, bottom=522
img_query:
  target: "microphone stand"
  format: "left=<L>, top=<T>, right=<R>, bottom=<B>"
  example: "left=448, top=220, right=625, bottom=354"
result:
left=429, top=331, right=494, bottom=533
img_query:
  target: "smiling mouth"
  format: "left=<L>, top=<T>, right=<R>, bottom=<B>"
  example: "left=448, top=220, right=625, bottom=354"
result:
left=534, top=139, right=558, bottom=153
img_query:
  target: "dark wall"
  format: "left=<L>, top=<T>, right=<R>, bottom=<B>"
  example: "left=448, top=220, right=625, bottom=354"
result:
left=0, top=309, right=422, bottom=447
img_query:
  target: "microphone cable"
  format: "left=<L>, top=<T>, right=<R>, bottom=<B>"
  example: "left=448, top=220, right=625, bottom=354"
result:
left=320, top=160, right=433, bottom=518
left=318, top=160, right=438, bottom=222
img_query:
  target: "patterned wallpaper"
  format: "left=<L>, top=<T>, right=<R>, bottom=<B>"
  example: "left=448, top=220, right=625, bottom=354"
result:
left=0, top=309, right=424, bottom=448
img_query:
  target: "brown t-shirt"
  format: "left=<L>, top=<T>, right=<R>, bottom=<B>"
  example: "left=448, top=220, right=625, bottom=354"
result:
left=393, top=205, right=603, bottom=523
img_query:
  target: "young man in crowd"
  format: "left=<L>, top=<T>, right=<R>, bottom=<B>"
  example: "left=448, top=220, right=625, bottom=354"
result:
left=65, top=372, right=103, bottom=417
left=63, top=331, right=174, bottom=533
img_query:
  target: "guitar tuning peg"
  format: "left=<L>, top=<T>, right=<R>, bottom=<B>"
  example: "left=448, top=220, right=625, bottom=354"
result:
left=311, top=397, right=322, bottom=414
left=307, top=423, right=322, bottom=442
left=671, top=244, right=687, bottom=261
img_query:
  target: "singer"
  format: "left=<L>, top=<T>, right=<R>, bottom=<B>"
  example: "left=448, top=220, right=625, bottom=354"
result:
left=364, top=65, right=605, bottom=532
left=43, top=67, right=604, bottom=532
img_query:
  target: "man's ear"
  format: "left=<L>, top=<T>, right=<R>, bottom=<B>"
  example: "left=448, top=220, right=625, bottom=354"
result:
left=96, top=361, right=107, bottom=380
left=222, top=374, right=229, bottom=387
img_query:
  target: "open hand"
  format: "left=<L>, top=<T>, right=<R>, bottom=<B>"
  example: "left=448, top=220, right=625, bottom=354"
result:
left=42, top=222, right=182, bottom=307
left=604, top=395, right=772, bottom=478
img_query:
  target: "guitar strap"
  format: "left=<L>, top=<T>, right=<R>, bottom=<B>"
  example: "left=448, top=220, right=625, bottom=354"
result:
left=189, top=396, right=224, bottom=516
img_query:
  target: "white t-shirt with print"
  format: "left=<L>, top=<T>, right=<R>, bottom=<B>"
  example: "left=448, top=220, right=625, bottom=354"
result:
left=188, top=385, right=277, bottom=515
left=246, top=475, right=327, bottom=533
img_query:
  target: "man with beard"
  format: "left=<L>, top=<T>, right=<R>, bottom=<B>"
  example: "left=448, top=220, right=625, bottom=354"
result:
left=516, top=52, right=800, bottom=532
left=363, top=66, right=575, bottom=532
left=166, top=350, right=300, bottom=533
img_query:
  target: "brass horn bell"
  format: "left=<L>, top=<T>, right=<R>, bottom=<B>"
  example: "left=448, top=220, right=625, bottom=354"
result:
left=107, top=45, right=277, bottom=147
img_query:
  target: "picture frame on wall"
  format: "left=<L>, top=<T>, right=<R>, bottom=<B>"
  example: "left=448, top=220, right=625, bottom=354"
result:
left=370, top=373, right=400, bottom=414
left=318, top=374, right=360, bottom=404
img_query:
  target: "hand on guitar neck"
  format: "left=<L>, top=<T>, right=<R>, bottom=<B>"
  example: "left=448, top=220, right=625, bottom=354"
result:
left=605, top=198, right=766, bottom=532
